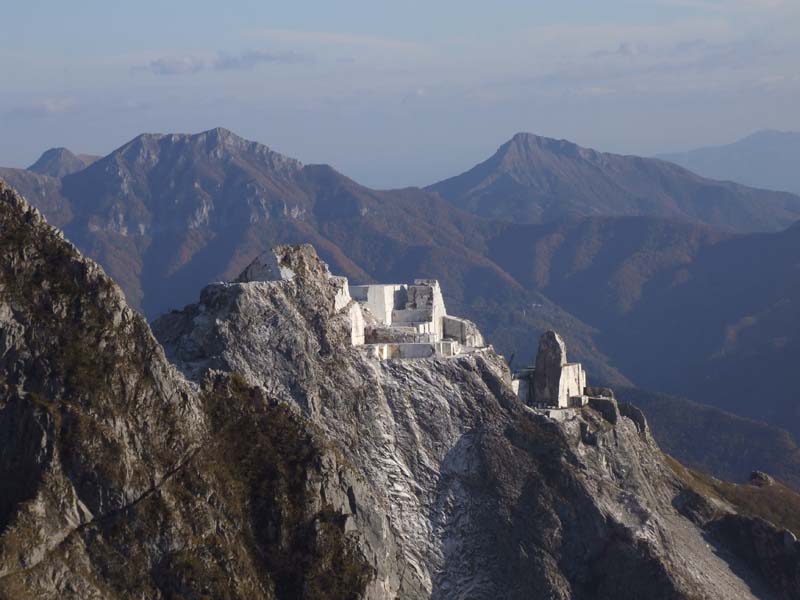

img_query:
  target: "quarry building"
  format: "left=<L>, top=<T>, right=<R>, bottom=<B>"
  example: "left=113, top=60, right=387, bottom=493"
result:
left=237, top=247, right=611, bottom=412
left=513, top=330, right=614, bottom=410
left=343, top=279, right=486, bottom=359
left=238, top=246, right=486, bottom=360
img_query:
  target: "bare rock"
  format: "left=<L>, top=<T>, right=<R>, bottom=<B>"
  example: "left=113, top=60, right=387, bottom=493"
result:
left=1, top=181, right=797, bottom=600
left=751, top=470, right=776, bottom=487
left=533, top=330, right=567, bottom=405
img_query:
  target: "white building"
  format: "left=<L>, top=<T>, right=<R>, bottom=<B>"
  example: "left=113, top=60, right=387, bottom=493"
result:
left=239, top=247, right=486, bottom=360
left=513, top=331, right=589, bottom=409
left=349, top=279, right=485, bottom=359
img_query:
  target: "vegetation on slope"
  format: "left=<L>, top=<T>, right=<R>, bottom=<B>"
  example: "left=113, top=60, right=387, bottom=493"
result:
left=617, top=388, right=800, bottom=489
left=667, top=456, right=800, bottom=538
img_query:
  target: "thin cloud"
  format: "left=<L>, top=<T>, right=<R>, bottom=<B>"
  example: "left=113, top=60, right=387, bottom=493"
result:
left=215, top=50, right=312, bottom=70
left=6, top=97, right=76, bottom=118
left=247, top=28, right=425, bottom=54
left=140, top=49, right=314, bottom=76
left=147, top=56, right=206, bottom=76
left=591, top=42, right=650, bottom=58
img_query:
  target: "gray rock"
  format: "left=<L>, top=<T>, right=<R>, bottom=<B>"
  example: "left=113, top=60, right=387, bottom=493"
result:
left=751, top=470, right=776, bottom=487
left=533, top=330, right=567, bottom=405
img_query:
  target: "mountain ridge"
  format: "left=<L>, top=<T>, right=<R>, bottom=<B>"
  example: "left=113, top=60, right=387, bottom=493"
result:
left=659, top=130, right=800, bottom=195
left=27, top=147, right=100, bottom=178
left=5, top=127, right=800, bottom=478
left=1, top=128, right=627, bottom=389
left=429, top=131, right=800, bottom=232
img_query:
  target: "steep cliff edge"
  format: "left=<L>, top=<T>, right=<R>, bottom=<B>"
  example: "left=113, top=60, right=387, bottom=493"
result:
left=1, top=178, right=799, bottom=599
left=153, top=242, right=798, bottom=598
left=0, top=182, right=373, bottom=599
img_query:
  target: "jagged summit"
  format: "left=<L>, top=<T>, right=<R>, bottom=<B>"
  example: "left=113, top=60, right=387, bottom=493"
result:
left=233, top=245, right=319, bottom=283
left=27, top=147, right=98, bottom=177
left=98, top=127, right=304, bottom=174
left=503, top=132, right=595, bottom=159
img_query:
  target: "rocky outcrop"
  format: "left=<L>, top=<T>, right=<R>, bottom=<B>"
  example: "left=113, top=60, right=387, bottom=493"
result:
left=533, top=330, right=568, bottom=406
left=707, top=515, right=800, bottom=599
left=0, top=180, right=204, bottom=581
left=2, top=178, right=799, bottom=599
left=153, top=243, right=795, bottom=599
left=0, top=183, right=372, bottom=599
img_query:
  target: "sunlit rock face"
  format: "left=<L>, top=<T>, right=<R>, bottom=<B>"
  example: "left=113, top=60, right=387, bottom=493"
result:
left=1, top=181, right=797, bottom=600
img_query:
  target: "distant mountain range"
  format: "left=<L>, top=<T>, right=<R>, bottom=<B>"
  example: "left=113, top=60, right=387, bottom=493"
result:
left=483, top=214, right=800, bottom=439
left=659, top=130, right=800, bottom=196
left=0, top=129, right=624, bottom=386
left=4, top=127, right=800, bottom=477
left=617, top=387, right=800, bottom=490
left=429, top=132, right=800, bottom=232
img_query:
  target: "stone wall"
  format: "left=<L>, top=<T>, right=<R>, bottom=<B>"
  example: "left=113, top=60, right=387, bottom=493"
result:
left=558, top=363, right=586, bottom=408
left=518, top=331, right=592, bottom=409
left=351, top=279, right=482, bottom=359
left=514, top=377, right=532, bottom=405
left=411, top=280, right=447, bottom=340
left=533, top=331, right=568, bottom=407
left=392, top=308, right=433, bottom=325
left=331, top=276, right=352, bottom=311
left=349, top=303, right=365, bottom=346
left=443, top=316, right=485, bottom=348
left=350, top=284, right=404, bottom=325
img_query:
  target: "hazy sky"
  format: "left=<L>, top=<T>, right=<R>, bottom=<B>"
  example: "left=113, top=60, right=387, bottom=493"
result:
left=2, top=0, right=799, bottom=187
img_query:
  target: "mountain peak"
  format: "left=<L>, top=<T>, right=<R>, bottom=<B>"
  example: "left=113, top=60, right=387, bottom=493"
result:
left=200, top=126, right=236, bottom=140
left=742, top=128, right=800, bottom=143
left=501, top=132, right=589, bottom=162
left=123, top=127, right=241, bottom=148
left=103, top=127, right=303, bottom=174
left=658, top=129, right=800, bottom=195
left=429, top=131, right=800, bottom=231
left=28, top=147, right=98, bottom=177
left=507, top=131, right=573, bottom=146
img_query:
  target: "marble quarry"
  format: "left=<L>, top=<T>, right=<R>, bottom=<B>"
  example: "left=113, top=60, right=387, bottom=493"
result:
left=349, top=279, right=486, bottom=359
left=513, top=330, right=613, bottom=409
left=236, top=248, right=484, bottom=359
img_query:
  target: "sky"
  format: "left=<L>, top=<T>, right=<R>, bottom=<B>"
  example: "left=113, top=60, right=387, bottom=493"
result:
left=1, top=0, right=799, bottom=187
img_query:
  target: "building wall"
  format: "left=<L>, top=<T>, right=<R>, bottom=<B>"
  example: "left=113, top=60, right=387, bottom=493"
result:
left=514, top=378, right=531, bottom=405
left=558, top=363, right=586, bottom=408
left=349, top=303, right=365, bottom=346
left=331, top=276, right=352, bottom=311
left=443, top=316, right=485, bottom=348
left=365, top=342, right=438, bottom=359
left=350, top=284, right=404, bottom=325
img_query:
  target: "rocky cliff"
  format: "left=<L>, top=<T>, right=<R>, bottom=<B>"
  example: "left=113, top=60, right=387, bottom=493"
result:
left=1, top=179, right=799, bottom=599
